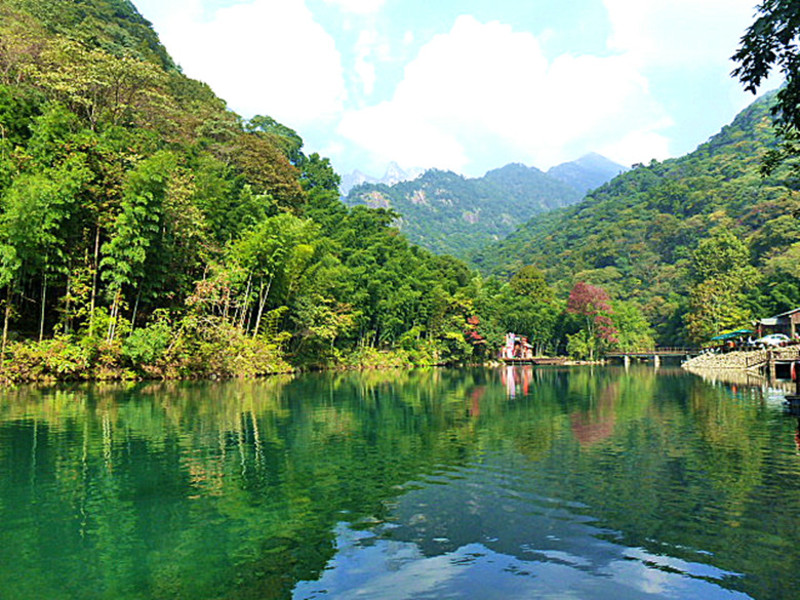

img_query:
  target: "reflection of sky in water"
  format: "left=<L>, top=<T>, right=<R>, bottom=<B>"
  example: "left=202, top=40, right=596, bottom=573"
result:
left=294, top=453, right=749, bottom=600
left=293, top=531, right=747, bottom=600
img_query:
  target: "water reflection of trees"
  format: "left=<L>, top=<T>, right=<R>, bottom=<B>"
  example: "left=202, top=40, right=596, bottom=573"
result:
left=0, top=367, right=797, bottom=599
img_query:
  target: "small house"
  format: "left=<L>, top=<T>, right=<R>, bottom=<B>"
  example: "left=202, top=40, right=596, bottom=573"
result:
left=756, top=307, right=800, bottom=339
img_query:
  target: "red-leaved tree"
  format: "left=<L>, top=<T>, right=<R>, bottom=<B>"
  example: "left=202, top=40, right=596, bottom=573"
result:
left=566, top=282, right=618, bottom=359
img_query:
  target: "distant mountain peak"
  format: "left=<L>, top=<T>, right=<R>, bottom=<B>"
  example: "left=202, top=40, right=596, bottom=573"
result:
left=340, top=162, right=424, bottom=195
left=546, top=154, right=627, bottom=195
left=485, top=163, right=545, bottom=177
left=385, top=161, right=404, bottom=178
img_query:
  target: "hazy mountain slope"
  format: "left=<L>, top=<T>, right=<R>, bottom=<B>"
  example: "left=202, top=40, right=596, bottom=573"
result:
left=547, top=153, right=628, bottom=195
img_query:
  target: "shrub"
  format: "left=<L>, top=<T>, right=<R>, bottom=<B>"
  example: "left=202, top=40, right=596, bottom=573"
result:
left=123, top=316, right=172, bottom=366
left=3, top=335, right=91, bottom=382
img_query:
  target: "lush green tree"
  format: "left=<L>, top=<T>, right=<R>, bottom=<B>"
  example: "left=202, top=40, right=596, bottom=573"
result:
left=733, top=0, right=800, bottom=129
left=0, top=153, right=91, bottom=347
left=226, top=213, right=321, bottom=337
left=611, top=300, right=655, bottom=351
left=231, top=132, right=305, bottom=212
left=490, top=268, right=561, bottom=355
left=689, top=227, right=752, bottom=284
left=509, top=265, right=553, bottom=300
left=245, top=115, right=304, bottom=164
left=754, top=242, right=800, bottom=314
left=32, top=38, right=172, bottom=131
left=686, top=276, right=758, bottom=343
left=685, top=229, right=760, bottom=343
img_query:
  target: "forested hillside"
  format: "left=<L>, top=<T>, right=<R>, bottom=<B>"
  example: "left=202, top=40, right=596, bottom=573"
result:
left=345, top=164, right=584, bottom=257
left=474, top=93, right=800, bottom=344
left=0, top=0, right=493, bottom=379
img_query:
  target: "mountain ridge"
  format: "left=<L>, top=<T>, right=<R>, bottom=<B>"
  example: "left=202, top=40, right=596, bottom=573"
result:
left=344, top=154, right=624, bottom=257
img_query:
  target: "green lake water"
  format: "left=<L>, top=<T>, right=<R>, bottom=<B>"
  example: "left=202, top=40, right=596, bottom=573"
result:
left=1, top=366, right=800, bottom=599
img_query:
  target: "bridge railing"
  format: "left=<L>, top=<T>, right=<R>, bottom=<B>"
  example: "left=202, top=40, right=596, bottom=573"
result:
left=605, top=347, right=700, bottom=357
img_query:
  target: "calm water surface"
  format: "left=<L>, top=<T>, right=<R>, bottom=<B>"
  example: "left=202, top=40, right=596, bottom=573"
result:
left=1, top=366, right=799, bottom=599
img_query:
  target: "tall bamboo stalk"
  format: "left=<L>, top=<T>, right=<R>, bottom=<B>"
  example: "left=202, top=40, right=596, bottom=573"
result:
left=88, top=226, right=100, bottom=332
left=38, top=273, right=47, bottom=342
left=2, top=283, right=11, bottom=357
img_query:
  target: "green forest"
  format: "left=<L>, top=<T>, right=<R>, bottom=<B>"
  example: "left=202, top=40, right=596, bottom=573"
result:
left=0, top=0, right=798, bottom=381
left=0, top=0, right=492, bottom=379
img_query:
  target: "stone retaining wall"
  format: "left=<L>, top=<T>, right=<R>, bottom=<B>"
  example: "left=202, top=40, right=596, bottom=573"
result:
left=682, top=349, right=766, bottom=370
left=682, top=347, right=800, bottom=370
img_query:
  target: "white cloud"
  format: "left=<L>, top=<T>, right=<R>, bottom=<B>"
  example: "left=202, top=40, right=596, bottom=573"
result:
left=339, top=102, right=470, bottom=171
left=149, top=0, right=346, bottom=127
left=132, top=0, right=771, bottom=175
left=134, top=0, right=204, bottom=25
left=338, top=15, right=671, bottom=172
left=598, top=128, right=672, bottom=167
left=321, top=0, right=385, bottom=15
left=354, top=29, right=379, bottom=95
left=604, top=0, right=757, bottom=67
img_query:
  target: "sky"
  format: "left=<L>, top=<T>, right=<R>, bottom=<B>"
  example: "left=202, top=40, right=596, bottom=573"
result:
left=132, top=0, right=777, bottom=178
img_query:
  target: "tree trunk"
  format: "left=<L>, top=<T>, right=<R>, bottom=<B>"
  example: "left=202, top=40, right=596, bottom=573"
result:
left=2, top=284, right=11, bottom=357
left=38, top=273, right=47, bottom=342
left=238, top=274, right=252, bottom=331
left=107, top=288, right=121, bottom=344
left=130, top=285, right=142, bottom=333
left=89, top=226, right=100, bottom=332
left=252, top=277, right=273, bottom=338
left=65, top=271, right=72, bottom=334
left=107, top=296, right=115, bottom=343
left=223, top=277, right=231, bottom=321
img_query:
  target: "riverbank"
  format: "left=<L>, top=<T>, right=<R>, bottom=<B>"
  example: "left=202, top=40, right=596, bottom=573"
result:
left=0, top=332, right=607, bottom=384
left=681, top=349, right=767, bottom=370
left=0, top=333, right=461, bottom=384
left=681, top=346, right=800, bottom=372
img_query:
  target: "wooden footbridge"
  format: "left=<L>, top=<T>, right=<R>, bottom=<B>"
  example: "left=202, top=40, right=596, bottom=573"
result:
left=605, top=347, right=701, bottom=366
